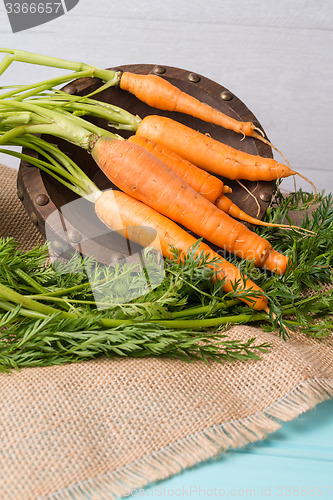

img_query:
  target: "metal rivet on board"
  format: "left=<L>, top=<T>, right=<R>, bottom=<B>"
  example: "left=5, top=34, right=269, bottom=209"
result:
left=260, top=192, right=272, bottom=203
left=188, top=73, right=200, bottom=83
left=153, top=65, right=166, bottom=75
left=220, top=90, right=233, bottom=101
left=35, top=193, right=49, bottom=206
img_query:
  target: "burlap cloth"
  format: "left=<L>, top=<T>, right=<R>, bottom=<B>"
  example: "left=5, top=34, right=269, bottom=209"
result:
left=0, top=163, right=332, bottom=500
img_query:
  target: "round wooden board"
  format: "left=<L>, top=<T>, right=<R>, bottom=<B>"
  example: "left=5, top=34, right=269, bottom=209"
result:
left=17, top=64, right=274, bottom=262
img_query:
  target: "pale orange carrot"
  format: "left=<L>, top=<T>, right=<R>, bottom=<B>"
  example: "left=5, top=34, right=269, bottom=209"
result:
left=136, top=115, right=296, bottom=181
left=120, top=71, right=263, bottom=140
left=95, top=189, right=269, bottom=311
left=136, top=115, right=316, bottom=194
left=128, top=136, right=312, bottom=233
left=127, top=135, right=232, bottom=202
left=91, top=136, right=290, bottom=275
left=127, top=137, right=310, bottom=233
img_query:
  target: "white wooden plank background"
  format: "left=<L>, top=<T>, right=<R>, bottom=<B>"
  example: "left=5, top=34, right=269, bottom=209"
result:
left=0, top=0, right=332, bottom=193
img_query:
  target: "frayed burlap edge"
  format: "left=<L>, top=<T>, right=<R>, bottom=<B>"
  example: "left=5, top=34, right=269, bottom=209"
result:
left=43, top=377, right=333, bottom=500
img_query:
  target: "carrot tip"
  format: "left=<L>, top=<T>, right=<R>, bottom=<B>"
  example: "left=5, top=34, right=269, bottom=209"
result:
left=262, top=249, right=290, bottom=276
left=252, top=129, right=293, bottom=174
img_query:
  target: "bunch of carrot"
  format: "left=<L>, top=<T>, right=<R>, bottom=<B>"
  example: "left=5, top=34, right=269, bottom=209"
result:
left=0, top=48, right=316, bottom=318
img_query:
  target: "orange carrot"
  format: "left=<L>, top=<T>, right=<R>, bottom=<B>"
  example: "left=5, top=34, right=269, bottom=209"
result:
left=126, top=137, right=311, bottom=233
left=95, top=189, right=268, bottom=311
left=127, top=135, right=232, bottom=202
left=136, top=115, right=316, bottom=193
left=127, top=137, right=310, bottom=233
left=136, top=115, right=296, bottom=181
left=120, top=72, right=263, bottom=140
left=91, top=136, right=290, bottom=275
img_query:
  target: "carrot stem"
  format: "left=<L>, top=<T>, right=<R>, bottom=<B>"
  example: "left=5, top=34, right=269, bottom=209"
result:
left=0, top=295, right=268, bottom=329
left=164, top=300, right=239, bottom=318
left=0, top=300, right=47, bottom=320
left=100, top=312, right=268, bottom=330
left=0, top=99, right=117, bottom=151
left=0, top=54, right=14, bottom=77
left=31, top=94, right=141, bottom=131
left=0, top=148, right=86, bottom=195
left=14, top=269, right=48, bottom=294
left=0, top=132, right=102, bottom=202
left=0, top=282, right=76, bottom=319
left=0, top=111, right=38, bottom=126
left=0, top=48, right=120, bottom=84
left=0, top=70, right=102, bottom=100
left=29, top=282, right=93, bottom=298
left=0, top=99, right=93, bottom=147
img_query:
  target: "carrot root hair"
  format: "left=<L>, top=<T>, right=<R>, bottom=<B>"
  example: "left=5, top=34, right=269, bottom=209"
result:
left=252, top=126, right=317, bottom=205
left=236, top=179, right=261, bottom=218
left=294, top=172, right=317, bottom=205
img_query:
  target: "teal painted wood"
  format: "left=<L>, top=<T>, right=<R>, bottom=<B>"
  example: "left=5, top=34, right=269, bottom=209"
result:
left=129, top=399, right=333, bottom=498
